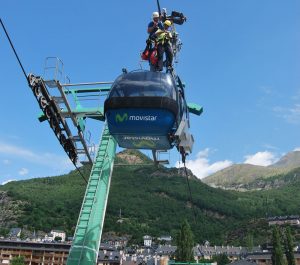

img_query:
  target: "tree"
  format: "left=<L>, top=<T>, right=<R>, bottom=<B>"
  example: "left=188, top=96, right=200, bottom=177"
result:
left=245, top=233, right=254, bottom=252
left=54, top=236, right=62, bottom=242
left=175, top=220, right=194, bottom=262
left=0, top=227, right=9, bottom=237
left=11, top=256, right=25, bottom=265
left=212, top=254, right=230, bottom=265
left=284, top=227, right=295, bottom=265
left=271, top=226, right=286, bottom=265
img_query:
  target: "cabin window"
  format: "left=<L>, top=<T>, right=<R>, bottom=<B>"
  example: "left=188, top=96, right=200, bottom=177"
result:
left=110, top=72, right=177, bottom=100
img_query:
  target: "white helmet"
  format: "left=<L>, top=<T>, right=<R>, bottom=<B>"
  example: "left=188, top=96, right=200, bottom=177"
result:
left=152, top=12, right=159, bottom=18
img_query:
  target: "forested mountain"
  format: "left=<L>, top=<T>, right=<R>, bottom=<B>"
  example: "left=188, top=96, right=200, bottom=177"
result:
left=0, top=150, right=300, bottom=245
left=203, top=151, right=300, bottom=190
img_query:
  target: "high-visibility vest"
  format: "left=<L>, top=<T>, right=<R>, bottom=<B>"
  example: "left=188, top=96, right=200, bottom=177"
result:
left=155, top=29, right=172, bottom=45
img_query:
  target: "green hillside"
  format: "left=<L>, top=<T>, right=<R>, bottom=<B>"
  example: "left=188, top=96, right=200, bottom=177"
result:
left=203, top=151, right=300, bottom=190
left=1, top=150, right=300, bottom=245
left=237, top=167, right=300, bottom=190
left=202, top=164, right=285, bottom=188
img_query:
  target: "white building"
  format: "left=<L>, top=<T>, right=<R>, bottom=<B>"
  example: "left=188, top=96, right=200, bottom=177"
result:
left=143, top=235, right=152, bottom=247
left=51, top=230, right=66, bottom=242
left=268, top=215, right=300, bottom=226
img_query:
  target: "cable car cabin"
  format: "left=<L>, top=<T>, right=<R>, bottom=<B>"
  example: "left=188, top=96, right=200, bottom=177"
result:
left=104, top=70, right=189, bottom=150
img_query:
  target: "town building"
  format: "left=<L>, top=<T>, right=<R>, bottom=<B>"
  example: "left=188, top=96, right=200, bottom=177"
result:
left=143, top=236, right=152, bottom=247
left=195, top=244, right=248, bottom=261
left=103, top=236, right=128, bottom=249
left=267, top=215, right=300, bottom=226
left=157, top=236, right=172, bottom=245
left=50, top=231, right=66, bottom=242
left=0, top=240, right=122, bottom=265
left=246, top=252, right=300, bottom=265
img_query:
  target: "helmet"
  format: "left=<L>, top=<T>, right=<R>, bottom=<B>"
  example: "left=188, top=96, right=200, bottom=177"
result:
left=164, top=20, right=172, bottom=27
left=152, top=12, right=159, bottom=18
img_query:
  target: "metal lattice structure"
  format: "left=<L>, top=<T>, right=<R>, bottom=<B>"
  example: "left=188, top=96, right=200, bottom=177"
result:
left=67, top=125, right=117, bottom=265
left=26, top=57, right=202, bottom=265
left=27, top=58, right=117, bottom=265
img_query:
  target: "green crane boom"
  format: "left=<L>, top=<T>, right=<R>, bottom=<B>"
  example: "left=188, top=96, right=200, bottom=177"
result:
left=67, top=125, right=117, bottom=265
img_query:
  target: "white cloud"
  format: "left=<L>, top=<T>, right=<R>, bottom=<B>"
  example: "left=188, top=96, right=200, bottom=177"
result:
left=0, top=142, right=73, bottom=170
left=18, top=168, right=29, bottom=176
left=176, top=148, right=233, bottom=179
left=263, top=144, right=278, bottom=150
left=294, top=147, right=300, bottom=151
left=244, top=151, right=278, bottom=166
left=1, top=179, right=16, bottom=185
left=2, top=159, right=10, bottom=165
left=273, top=104, right=300, bottom=124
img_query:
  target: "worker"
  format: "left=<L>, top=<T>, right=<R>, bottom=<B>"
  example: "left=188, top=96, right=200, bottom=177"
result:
left=147, top=11, right=163, bottom=38
left=144, top=12, right=163, bottom=71
left=154, top=20, right=173, bottom=71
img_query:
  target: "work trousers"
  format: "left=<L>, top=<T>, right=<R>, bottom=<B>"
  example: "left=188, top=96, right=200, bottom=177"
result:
left=157, top=42, right=173, bottom=71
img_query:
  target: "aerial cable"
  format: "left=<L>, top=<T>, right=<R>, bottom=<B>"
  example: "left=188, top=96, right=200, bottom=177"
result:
left=1, top=18, right=88, bottom=184
left=74, top=163, right=88, bottom=184
left=0, top=18, right=29, bottom=85
left=156, top=0, right=162, bottom=16
left=183, top=161, right=197, bottom=224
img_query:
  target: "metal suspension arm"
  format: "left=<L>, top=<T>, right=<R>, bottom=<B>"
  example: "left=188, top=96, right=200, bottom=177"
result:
left=67, top=124, right=117, bottom=265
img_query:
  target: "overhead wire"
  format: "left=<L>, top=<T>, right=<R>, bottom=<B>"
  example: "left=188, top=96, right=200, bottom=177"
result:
left=0, top=18, right=28, bottom=85
left=0, top=18, right=88, bottom=184
left=183, top=161, right=198, bottom=224
left=74, top=163, right=88, bottom=184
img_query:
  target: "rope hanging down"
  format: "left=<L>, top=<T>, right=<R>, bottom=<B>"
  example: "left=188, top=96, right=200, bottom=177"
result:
left=183, top=162, right=197, bottom=224
left=0, top=18, right=88, bottom=184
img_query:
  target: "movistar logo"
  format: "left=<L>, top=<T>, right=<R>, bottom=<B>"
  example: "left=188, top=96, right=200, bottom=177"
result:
left=115, top=113, right=157, bottom=123
left=129, top=115, right=157, bottom=121
left=115, top=113, right=128, bottom=123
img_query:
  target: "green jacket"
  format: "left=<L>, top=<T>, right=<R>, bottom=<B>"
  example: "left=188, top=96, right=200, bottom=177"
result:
left=155, top=29, right=172, bottom=45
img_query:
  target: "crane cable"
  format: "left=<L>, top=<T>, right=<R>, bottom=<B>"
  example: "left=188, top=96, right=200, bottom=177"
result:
left=0, top=18, right=88, bottom=184
left=183, top=159, right=197, bottom=224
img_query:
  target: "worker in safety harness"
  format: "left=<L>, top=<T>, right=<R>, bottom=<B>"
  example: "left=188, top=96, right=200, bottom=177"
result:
left=147, top=11, right=164, bottom=37
left=154, top=20, right=173, bottom=72
left=141, top=12, right=164, bottom=71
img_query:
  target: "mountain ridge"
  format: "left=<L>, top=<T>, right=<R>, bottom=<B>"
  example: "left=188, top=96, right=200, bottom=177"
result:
left=0, top=150, right=300, bottom=245
left=202, top=151, right=300, bottom=190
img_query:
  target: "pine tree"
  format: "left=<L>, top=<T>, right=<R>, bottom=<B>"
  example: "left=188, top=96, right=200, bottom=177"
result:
left=175, top=219, right=194, bottom=262
left=271, top=226, right=285, bottom=265
left=284, top=227, right=295, bottom=265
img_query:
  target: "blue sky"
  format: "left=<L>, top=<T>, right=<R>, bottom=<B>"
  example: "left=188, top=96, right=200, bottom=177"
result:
left=1, top=0, right=300, bottom=183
